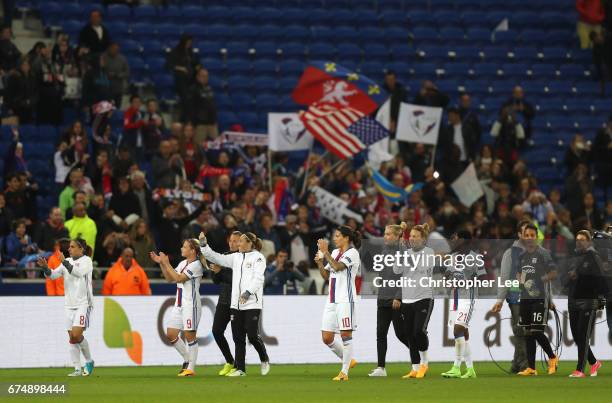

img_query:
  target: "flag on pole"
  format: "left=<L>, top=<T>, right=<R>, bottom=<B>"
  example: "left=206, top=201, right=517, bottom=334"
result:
left=268, top=113, right=314, bottom=152
left=451, top=163, right=484, bottom=207
left=369, top=167, right=424, bottom=203
left=311, top=186, right=363, bottom=225
left=299, top=103, right=389, bottom=160
left=292, top=61, right=386, bottom=115
left=396, top=103, right=443, bottom=145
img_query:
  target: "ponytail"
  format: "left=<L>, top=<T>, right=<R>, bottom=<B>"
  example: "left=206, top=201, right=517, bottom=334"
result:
left=386, top=221, right=408, bottom=237
left=411, top=223, right=430, bottom=239
left=243, top=232, right=263, bottom=251
left=74, top=237, right=93, bottom=257
left=338, top=225, right=361, bottom=249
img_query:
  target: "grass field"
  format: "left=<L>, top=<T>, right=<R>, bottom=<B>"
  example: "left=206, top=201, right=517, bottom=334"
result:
left=0, top=361, right=609, bottom=402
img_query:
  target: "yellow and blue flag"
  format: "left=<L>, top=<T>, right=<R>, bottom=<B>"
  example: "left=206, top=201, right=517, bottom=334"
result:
left=369, top=167, right=423, bottom=203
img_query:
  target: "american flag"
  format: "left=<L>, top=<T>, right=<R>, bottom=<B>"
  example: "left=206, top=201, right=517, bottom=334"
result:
left=299, top=103, right=389, bottom=160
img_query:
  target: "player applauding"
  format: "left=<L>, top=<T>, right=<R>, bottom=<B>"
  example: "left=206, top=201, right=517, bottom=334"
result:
left=315, top=225, right=361, bottom=381
left=36, top=238, right=95, bottom=377
left=150, top=239, right=204, bottom=377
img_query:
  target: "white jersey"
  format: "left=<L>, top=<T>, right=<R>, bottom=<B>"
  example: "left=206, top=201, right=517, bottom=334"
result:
left=48, top=256, right=94, bottom=308
left=174, top=259, right=204, bottom=309
left=325, top=247, right=360, bottom=304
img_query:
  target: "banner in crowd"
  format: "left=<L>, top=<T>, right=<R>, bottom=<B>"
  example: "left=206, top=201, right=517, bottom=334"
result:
left=203, top=131, right=269, bottom=150
left=1, top=296, right=610, bottom=368
left=268, top=113, right=314, bottom=152
left=396, top=103, right=442, bottom=145
left=153, top=188, right=211, bottom=203
left=311, top=186, right=363, bottom=225
left=451, top=163, right=485, bottom=207
left=291, top=61, right=386, bottom=115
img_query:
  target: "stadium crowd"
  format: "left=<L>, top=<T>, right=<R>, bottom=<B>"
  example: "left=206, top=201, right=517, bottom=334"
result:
left=0, top=6, right=611, bottom=299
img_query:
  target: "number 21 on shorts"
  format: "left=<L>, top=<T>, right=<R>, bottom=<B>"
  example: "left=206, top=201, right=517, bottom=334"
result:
left=342, top=317, right=351, bottom=328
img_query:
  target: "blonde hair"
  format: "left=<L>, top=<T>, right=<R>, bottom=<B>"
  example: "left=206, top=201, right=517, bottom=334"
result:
left=410, top=223, right=430, bottom=239
left=386, top=221, right=408, bottom=237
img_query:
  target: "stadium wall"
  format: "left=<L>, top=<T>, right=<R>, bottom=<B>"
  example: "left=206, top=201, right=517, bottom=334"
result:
left=1, top=296, right=610, bottom=368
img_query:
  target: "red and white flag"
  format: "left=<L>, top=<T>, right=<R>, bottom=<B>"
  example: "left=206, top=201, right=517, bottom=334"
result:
left=298, top=103, right=366, bottom=159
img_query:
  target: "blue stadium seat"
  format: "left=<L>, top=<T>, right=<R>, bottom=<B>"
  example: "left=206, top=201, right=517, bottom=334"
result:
left=379, top=11, right=407, bottom=27
left=253, top=41, right=278, bottom=58
left=225, top=42, right=251, bottom=58
left=363, top=44, right=389, bottom=59
left=256, top=8, right=284, bottom=25
left=253, top=77, right=278, bottom=92
left=520, top=29, right=547, bottom=44
left=226, top=59, right=252, bottom=75
left=255, top=94, right=279, bottom=111
left=466, top=28, right=491, bottom=45
left=107, top=4, right=131, bottom=20
left=493, top=30, right=518, bottom=45
left=133, top=5, right=157, bottom=22
left=159, top=5, right=181, bottom=20
left=253, top=59, right=278, bottom=75
left=512, top=46, right=541, bottom=62
left=481, top=46, right=509, bottom=62
left=360, top=61, right=385, bottom=78
left=207, top=24, right=232, bottom=41
left=541, top=46, right=570, bottom=63
left=335, top=26, right=359, bottom=42
left=311, top=26, right=334, bottom=42
left=285, top=25, right=311, bottom=42
left=309, top=42, right=336, bottom=59
left=280, top=43, right=306, bottom=59
left=413, top=27, right=439, bottom=43
left=201, top=58, right=224, bottom=75
left=439, top=28, right=465, bottom=44
left=279, top=59, right=305, bottom=75
left=279, top=77, right=298, bottom=93
left=121, top=39, right=142, bottom=55
left=408, top=11, right=437, bottom=28
left=259, top=25, right=284, bottom=41
left=461, top=11, right=489, bottom=28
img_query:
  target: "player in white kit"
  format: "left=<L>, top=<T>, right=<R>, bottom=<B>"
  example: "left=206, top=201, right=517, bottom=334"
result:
left=441, top=231, right=486, bottom=379
left=36, top=238, right=95, bottom=377
left=150, top=239, right=204, bottom=376
left=315, top=225, right=361, bottom=381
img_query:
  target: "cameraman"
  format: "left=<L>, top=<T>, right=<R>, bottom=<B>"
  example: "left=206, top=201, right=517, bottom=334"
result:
left=562, top=230, right=607, bottom=377
left=264, top=250, right=304, bottom=295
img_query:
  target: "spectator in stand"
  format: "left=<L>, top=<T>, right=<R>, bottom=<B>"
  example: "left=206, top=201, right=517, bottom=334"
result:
left=82, top=55, right=112, bottom=109
left=166, top=34, right=200, bottom=120
left=17, top=172, right=38, bottom=225
left=34, top=207, right=69, bottom=253
left=490, top=106, right=525, bottom=165
left=182, top=207, right=218, bottom=240
left=0, top=25, right=20, bottom=73
left=382, top=70, right=406, bottom=136
left=152, top=140, right=183, bottom=189
left=102, top=247, right=151, bottom=296
left=26, top=41, right=45, bottom=67
left=130, top=170, right=156, bottom=224
left=0, top=194, right=13, bottom=237
left=128, top=218, right=156, bottom=268
left=566, top=163, right=593, bottom=216
left=565, top=134, right=592, bottom=174
left=33, top=44, right=64, bottom=125
left=52, top=34, right=79, bottom=78
left=64, top=202, right=98, bottom=255
left=521, top=190, right=555, bottom=227
left=575, top=192, right=605, bottom=230
left=407, top=143, right=431, bottom=183
left=179, top=123, right=204, bottom=182
left=548, top=189, right=565, bottom=213
left=112, top=145, right=136, bottom=180
left=103, top=42, right=129, bottom=108
left=439, top=106, right=479, bottom=164
left=576, top=0, right=605, bottom=49
left=187, top=68, right=219, bottom=143
left=4, top=131, right=28, bottom=178
left=413, top=79, right=449, bottom=108
left=65, top=190, right=89, bottom=220
left=501, top=86, right=535, bottom=139
left=5, top=58, right=36, bottom=124
left=86, top=149, right=112, bottom=196
left=3, top=174, right=27, bottom=220
left=122, top=95, right=145, bottom=160
left=142, top=99, right=164, bottom=158
left=59, top=169, right=87, bottom=218
left=458, top=92, right=482, bottom=140
left=3, top=218, right=37, bottom=267
left=590, top=31, right=612, bottom=89
left=78, top=9, right=111, bottom=55
left=109, top=176, right=141, bottom=231
left=264, top=249, right=305, bottom=295
left=256, top=212, right=281, bottom=253
left=593, top=114, right=612, bottom=191
left=45, top=238, right=71, bottom=296
left=91, top=100, right=115, bottom=157
left=157, top=200, right=205, bottom=264
left=96, top=231, right=130, bottom=267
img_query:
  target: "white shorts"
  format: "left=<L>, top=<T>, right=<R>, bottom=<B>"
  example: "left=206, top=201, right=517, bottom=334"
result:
left=65, top=306, right=93, bottom=331
left=167, top=305, right=202, bottom=331
left=321, top=302, right=357, bottom=333
left=448, top=299, right=475, bottom=329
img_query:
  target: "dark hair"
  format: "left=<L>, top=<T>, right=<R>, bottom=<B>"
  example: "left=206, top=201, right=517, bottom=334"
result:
left=276, top=249, right=288, bottom=256
left=517, top=219, right=532, bottom=233
left=12, top=218, right=27, bottom=231
left=72, top=190, right=86, bottom=200
left=455, top=230, right=473, bottom=240
left=243, top=232, right=263, bottom=251
left=338, top=225, right=362, bottom=249
left=130, top=94, right=140, bottom=103
left=522, top=223, right=538, bottom=235
left=57, top=238, right=71, bottom=255
left=73, top=237, right=93, bottom=256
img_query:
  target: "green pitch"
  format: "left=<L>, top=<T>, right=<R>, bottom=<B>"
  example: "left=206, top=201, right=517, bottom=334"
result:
left=0, top=362, right=609, bottom=403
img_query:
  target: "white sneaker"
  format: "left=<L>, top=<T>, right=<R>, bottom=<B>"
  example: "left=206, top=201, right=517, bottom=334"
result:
left=368, top=367, right=387, bottom=377
left=67, top=369, right=82, bottom=377
left=227, top=369, right=246, bottom=377
left=261, top=361, right=270, bottom=376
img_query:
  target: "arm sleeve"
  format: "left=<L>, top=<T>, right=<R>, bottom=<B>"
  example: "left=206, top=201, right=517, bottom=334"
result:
left=245, top=255, right=266, bottom=295
left=183, top=262, right=204, bottom=279
left=496, top=249, right=511, bottom=302
left=69, top=257, right=94, bottom=278
left=201, top=244, right=235, bottom=268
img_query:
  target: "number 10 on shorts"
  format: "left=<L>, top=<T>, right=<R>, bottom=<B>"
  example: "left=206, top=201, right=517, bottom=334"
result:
left=342, top=317, right=351, bottom=328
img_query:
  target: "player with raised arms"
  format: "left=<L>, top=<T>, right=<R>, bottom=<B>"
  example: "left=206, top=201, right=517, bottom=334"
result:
left=441, top=230, right=486, bottom=379
left=394, top=223, right=435, bottom=379
left=199, top=231, right=270, bottom=377
left=315, top=225, right=361, bottom=381
left=36, top=238, right=95, bottom=377
left=150, top=239, right=204, bottom=377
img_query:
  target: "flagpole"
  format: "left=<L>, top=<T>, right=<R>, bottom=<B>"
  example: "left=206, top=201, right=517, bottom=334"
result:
left=430, top=143, right=436, bottom=170
left=319, top=158, right=346, bottom=180
left=299, top=144, right=314, bottom=198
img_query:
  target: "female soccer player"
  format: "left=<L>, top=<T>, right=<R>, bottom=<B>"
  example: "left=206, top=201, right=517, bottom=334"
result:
left=369, top=222, right=410, bottom=377
left=199, top=231, right=270, bottom=377
left=441, top=230, right=486, bottom=379
left=315, top=225, right=361, bottom=381
left=36, top=238, right=95, bottom=377
left=516, top=224, right=558, bottom=376
left=394, top=223, right=435, bottom=379
left=150, top=239, right=204, bottom=377
left=564, top=230, right=605, bottom=378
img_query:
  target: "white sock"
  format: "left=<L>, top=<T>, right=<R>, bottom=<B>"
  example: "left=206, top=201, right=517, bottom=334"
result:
left=464, top=340, right=473, bottom=368
left=326, top=339, right=343, bottom=359
left=171, top=337, right=189, bottom=362
left=341, top=337, right=353, bottom=374
left=419, top=350, right=429, bottom=366
left=187, top=340, right=199, bottom=371
left=69, top=342, right=81, bottom=371
left=78, top=337, right=92, bottom=362
left=454, top=336, right=465, bottom=367
left=412, top=364, right=419, bottom=372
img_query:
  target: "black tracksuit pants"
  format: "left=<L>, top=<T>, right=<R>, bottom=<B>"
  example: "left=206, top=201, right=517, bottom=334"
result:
left=569, top=309, right=598, bottom=372
left=231, top=309, right=269, bottom=372
left=376, top=305, right=410, bottom=368
left=401, top=299, right=434, bottom=365
left=212, top=303, right=234, bottom=365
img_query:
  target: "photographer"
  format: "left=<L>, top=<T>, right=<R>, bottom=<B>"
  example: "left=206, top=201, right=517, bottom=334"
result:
left=264, top=249, right=305, bottom=295
left=562, top=230, right=607, bottom=377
